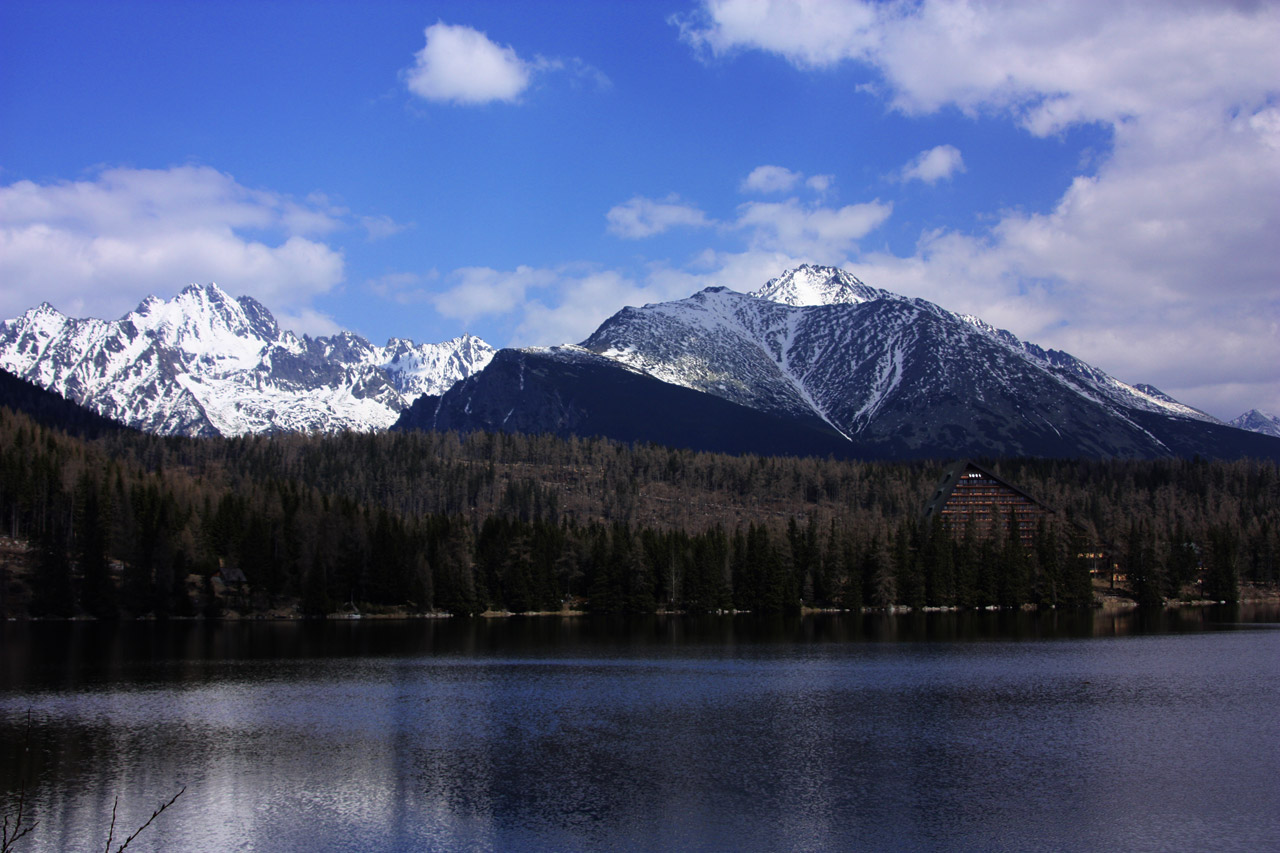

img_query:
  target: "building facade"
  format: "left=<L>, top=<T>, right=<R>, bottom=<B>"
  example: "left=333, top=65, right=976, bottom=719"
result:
left=921, top=461, right=1055, bottom=548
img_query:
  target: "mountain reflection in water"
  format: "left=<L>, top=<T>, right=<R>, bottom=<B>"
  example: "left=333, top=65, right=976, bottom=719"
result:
left=3, top=608, right=1278, bottom=853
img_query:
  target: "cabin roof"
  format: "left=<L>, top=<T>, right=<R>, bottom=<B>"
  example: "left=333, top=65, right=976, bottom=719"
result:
left=921, top=460, right=1054, bottom=521
left=217, top=565, right=248, bottom=584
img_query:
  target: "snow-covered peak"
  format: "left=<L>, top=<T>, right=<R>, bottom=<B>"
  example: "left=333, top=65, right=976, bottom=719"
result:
left=128, top=282, right=269, bottom=367
left=0, top=283, right=494, bottom=436
left=580, top=264, right=1228, bottom=448
left=752, top=264, right=889, bottom=307
left=1230, top=409, right=1280, bottom=438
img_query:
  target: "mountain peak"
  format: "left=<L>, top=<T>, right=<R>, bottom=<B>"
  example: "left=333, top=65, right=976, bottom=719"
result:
left=0, top=283, right=495, bottom=437
left=177, top=281, right=231, bottom=301
left=1230, top=409, right=1280, bottom=438
left=752, top=264, right=888, bottom=307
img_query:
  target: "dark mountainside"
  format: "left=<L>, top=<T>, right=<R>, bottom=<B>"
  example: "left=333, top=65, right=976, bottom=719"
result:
left=398, top=275, right=1280, bottom=463
left=399, top=339, right=1280, bottom=462
left=0, top=367, right=133, bottom=440
left=395, top=348, right=858, bottom=459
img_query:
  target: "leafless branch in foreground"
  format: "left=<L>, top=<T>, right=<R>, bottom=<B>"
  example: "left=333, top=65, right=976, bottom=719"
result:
left=105, top=787, right=185, bottom=853
left=1, top=712, right=37, bottom=853
left=4, top=710, right=185, bottom=853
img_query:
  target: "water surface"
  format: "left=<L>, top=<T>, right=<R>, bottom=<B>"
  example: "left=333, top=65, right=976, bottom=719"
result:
left=3, top=608, right=1278, bottom=852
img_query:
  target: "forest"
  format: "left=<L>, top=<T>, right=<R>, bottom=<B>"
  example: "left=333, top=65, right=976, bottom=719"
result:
left=1, top=398, right=1277, bottom=618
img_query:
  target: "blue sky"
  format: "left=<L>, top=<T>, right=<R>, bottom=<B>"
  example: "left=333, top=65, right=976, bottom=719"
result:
left=2, top=0, right=1278, bottom=419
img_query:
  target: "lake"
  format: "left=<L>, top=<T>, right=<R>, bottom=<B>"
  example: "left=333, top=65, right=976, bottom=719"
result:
left=3, top=608, right=1279, bottom=852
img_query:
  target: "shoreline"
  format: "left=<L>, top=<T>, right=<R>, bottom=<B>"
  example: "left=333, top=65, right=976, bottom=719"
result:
left=7, top=594, right=1278, bottom=622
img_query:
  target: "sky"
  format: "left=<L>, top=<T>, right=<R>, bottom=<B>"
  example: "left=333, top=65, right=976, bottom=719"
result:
left=1, top=0, right=1277, bottom=420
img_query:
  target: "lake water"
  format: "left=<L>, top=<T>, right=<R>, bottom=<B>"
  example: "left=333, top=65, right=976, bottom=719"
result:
left=3, top=608, right=1278, bottom=852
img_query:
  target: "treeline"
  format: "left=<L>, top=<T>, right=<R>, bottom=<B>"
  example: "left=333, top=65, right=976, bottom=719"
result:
left=1, top=404, right=1277, bottom=617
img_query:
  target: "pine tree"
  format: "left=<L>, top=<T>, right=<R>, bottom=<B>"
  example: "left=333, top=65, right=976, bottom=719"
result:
left=75, top=472, right=117, bottom=619
left=31, top=522, right=74, bottom=618
left=1204, top=525, right=1240, bottom=603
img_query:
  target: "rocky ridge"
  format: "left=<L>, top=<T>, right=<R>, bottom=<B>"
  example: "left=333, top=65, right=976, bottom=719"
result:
left=0, top=283, right=494, bottom=436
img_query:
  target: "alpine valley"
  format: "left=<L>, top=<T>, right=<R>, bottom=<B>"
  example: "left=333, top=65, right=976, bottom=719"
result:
left=3, top=266, right=1278, bottom=460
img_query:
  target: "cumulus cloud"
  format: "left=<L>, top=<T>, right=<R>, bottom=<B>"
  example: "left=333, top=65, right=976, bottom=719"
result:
left=406, top=22, right=531, bottom=105
left=901, top=144, right=965, bottom=183
left=741, top=165, right=804, bottom=194
left=680, top=0, right=1279, bottom=131
left=677, top=0, right=1280, bottom=418
left=606, top=195, right=713, bottom=239
left=404, top=21, right=607, bottom=106
left=741, top=165, right=834, bottom=195
left=428, top=265, right=559, bottom=323
left=734, top=198, right=891, bottom=261
left=419, top=263, right=699, bottom=347
left=0, top=165, right=348, bottom=332
left=675, top=0, right=879, bottom=68
left=805, top=174, right=834, bottom=194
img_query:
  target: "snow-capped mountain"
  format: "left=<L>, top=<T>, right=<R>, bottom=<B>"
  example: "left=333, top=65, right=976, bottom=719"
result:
left=0, top=283, right=494, bottom=436
left=754, top=266, right=1219, bottom=425
left=1231, top=409, right=1280, bottom=438
left=399, top=265, right=1280, bottom=461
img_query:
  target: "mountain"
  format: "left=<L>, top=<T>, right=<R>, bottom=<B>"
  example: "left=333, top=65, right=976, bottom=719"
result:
left=399, top=265, right=1280, bottom=461
left=1231, top=410, right=1280, bottom=438
left=0, top=366, right=133, bottom=439
left=0, top=284, right=494, bottom=436
left=397, top=346, right=855, bottom=459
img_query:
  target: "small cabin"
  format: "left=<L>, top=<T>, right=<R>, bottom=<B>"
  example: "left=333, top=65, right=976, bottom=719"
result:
left=213, top=561, right=249, bottom=608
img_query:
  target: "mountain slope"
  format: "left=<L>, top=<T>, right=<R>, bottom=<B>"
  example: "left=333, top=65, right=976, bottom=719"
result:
left=408, top=265, right=1279, bottom=461
left=752, top=265, right=1219, bottom=424
left=0, top=366, right=133, bottom=439
left=394, top=346, right=856, bottom=458
left=1230, top=410, right=1280, bottom=438
left=0, top=284, right=494, bottom=436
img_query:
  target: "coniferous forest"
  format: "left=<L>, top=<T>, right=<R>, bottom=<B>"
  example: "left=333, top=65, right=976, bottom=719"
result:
left=1, top=398, right=1277, bottom=619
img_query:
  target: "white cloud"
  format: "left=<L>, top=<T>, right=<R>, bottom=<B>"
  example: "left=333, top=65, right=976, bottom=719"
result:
left=805, top=174, right=834, bottom=194
left=273, top=306, right=344, bottom=338
left=741, top=165, right=804, bottom=194
left=405, top=22, right=531, bottom=105
left=416, top=263, right=698, bottom=347
left=735, top=198, right=891, bottom=261
left=675, top=0, right=879, bottom=68
left=681, top=1, right=1280, bottom=131
left=512, top=269, right=663, bottom=346
left=867, top=0, right=1280, bottom=135
left=678, top=0, right=1280, bottom=419
left=605, top=195, right=712, bottom=239
left=420, top=259, right=794, bottom=349
left=901, top=144, right=965, bottom=183
left=741, top=165, right=834, bottom=195
left=429, top=265, right=559, bottom=322
left=403, top=22, right=607, bottom=106
left=0, top=165, right=347, bottom=332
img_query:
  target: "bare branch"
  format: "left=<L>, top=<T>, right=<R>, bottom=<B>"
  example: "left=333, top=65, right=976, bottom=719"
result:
left=1, top=711, right=38, bottom=853
left=111, top=787, right=185, bottom=853
left=102, top=796, right=118, bottom=853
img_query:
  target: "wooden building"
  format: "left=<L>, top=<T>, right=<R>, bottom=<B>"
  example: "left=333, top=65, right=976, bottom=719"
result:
left=921, top=461, right=1055, bottom=548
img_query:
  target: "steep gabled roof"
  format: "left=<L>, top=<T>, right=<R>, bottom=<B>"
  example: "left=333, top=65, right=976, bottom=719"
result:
left=921, top=460, right=1054, bottom=522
